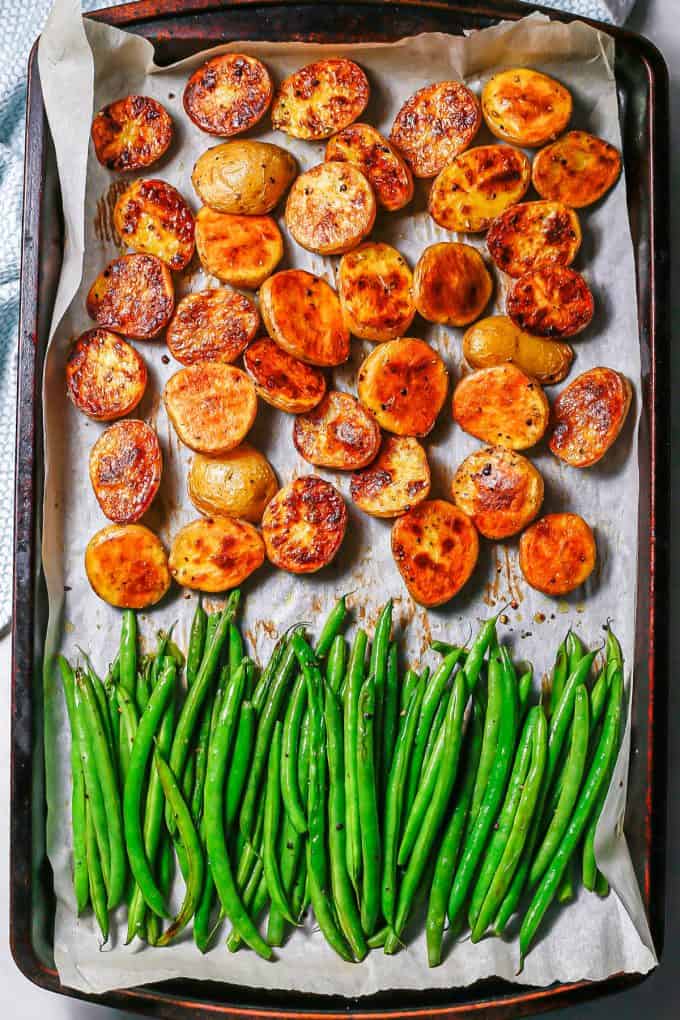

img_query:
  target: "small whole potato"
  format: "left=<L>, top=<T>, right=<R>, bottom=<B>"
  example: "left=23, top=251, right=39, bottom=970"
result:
left=188, top=444, right=278, bottom=523
left=462, top=315, right=574, bottom=386
left=192, top=141, right=297, bottom=215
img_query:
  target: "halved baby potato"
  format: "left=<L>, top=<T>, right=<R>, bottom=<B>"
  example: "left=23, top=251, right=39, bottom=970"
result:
left=85, top=524, right=170, bottom=608
left=262, top=475, right=348, bottom=574
left=507, top=266, right=594, bottom=339
left=166, top=288, right=259, bottom=365
left=482, top=69, right=572, bottom=147
left=91, top=95, right=173, bottom=172
left=163, top=363, right=257, bottom=454
left=486, top=201, right=581, bottom=278
left=188, top=444, right=278, bottom=524
left=453, top=364, right=549, bottom=450
left=337, top=242, right=415, bottom=342
left=293, top=390, right=381, bottom=470
left=350, top=435, right=430, bottom=518
left=183, top=54, right=272, bottom=136
left=391, top=499, right=479, bottom=607
left=532, top=131, right=622, bottom=208
left=357, top=337, right=448, bottom=437
left=89, top=420, right=162, bottom=524
left=413, top=242, right=493, bottom=327
left=113, top=178, right=195, bottom=271
left=259, top=270, right=350, bottom=367
left=243, top=337, right=327, bottom=413
left=169, top=517, right=265, bottom=592
left=519, top=512, right=597, bottom=596
left=390, top=81, right=481, bottom=178
left=451, top=446, right=543, bottom=540
left=86, top=254, right=174, bottom=339
left=195, top=207, right=283, bottom=289
left=271, top=58, right=370, bottom=140
left=325, top=123, right=414, bottom=211
left=66, top=329, right=147, bottom=421
left=285, top=162, right=376, bottom=256
left=463, top=315, right=574, bottom=385
left=428, top=145, right=531, bottom=233
left=549, top=366, right=632, bottom=468
left=192, top=140, right=297, bottom=215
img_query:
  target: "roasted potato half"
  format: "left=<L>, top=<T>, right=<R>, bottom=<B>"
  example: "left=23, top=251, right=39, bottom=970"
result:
left=113, top=178, right=195, bottom=271
left=453, top=364, right=549, bottom=450
left=91, top=95, right=173, bottom=172
left=452, top=446, right=543, bottom=540
left=66, top=329, right=147, bottom=421
left=86, top=254, right=174, bottom=339
left=413, top=242, right=492, bottom=327
left=188, top=444, right=278, bottom=523
left=390, top=81, right=481, bottom=178
left=325, top=123, right=413, bottom=212
left=285, top=162, right=376, bottom=256
left=259, top=270, right=350, bottom=367
left=428, top=145, right=531, bottom=233
left=191, top=140, right=297, bottom=215
left=391, top=500, right=479, bottom=607
left=262, top=475, right=348, bottom=574
left=507, top=266, right=594, bottom=339
left=271, top=58, right=370, bottom=140
left=519, top=513, right=596, bottom=596
left=462, top=315, right=574, bottom=385
left=293, top=390, right=381, bottom=470
left=549, top=367, right=632, bottom=468
left=85, top=524, right=170, bottom=608
left=532, top=131, right=622, bottom=208
left=486, top=201, right=581, bottom=278
left=166, top=288, right=259, bottom=365
left=357, top=338, right=448, bottom=437
left=243, top=337, right=326, bottom=413
left=351, top=436, right=430, bottom=518
left=482, top=69, right=572, bottom=147
left=195, top=207, right=283, bottom=289
left=337, top=243, right=415, bottom=342
left=89, top=420, right=162, bottom=524
left=163, top=363, right=257, bottom=454
left=169, top=517, right=265, bottom=591
left=183, top=54, right=272, bottom=136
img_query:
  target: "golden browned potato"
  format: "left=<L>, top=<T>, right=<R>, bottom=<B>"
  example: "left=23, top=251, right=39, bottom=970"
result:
left=549, top=367, right=632, bottom=468
left=188, top=444, right=278, bottom=523
left=195, top=207, right=283, bottom=289
left=482, top=69, right=572, bottom=147
left=86, top=254, right=174, bottom=339
left=462, top=316, right=574, bottom=385
left=262, top=475, right=347, bottom=573
left=259, top=270, right=349, bottom=367
left=325, top=123, right=413, bottom=211
left=451, top=446, right=543, bottom=540
left=66, top=329, right=147, bottom=421
left=519, top=513, right=596, bottom=596
left=506, top=266, right=594, bottom=339
left=413, top=242, right=492, bottom=327
left=85, top=524, right=170, bottom=608
left=183, top=54, right=272, bottom=136
left=169, top=517, right=265, bottom=591
left=113, top=178, right=195, bottom=271
left=89, top=420, right=162, bottom=524
left=350, top=436, right=430, bottom=518
left=428, top=145, right=531, bottom=233
left=191, top=140, right=297, bottom=215
left=391, top=500, right=479, bottom=607
left=91, top=95, right=173, bottom=172
left=337, top=243, right=415, bottom=342
left=293, top=390, right=381, bottom=470
left=357, top=338, right=448, bottom=437
left=453, top=364, right=549, bottom=450
left=390, top=81, right=481, bottom=178
left=486, top=201, right=581, bottom=278
left=271, top=59, right=370, bottom=140
left=532, top=131, right=622, bottom=208
left=285, top=162, right=376, bottom=256
left=243, top=337, right=326, bottom=413
left=163, top=363, right=257, bottom=454
left=166, top=288, right=259, bottom=365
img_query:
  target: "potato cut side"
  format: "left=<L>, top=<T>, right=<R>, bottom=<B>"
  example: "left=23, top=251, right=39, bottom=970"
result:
left=325, top=123, right=413, bottom=211
left=89, top=420, right=162, bottom=525
left=550, top=367, right=632, bottom=468
left=85, top=524, right=170, bottom=608
left=358, top=338, right=448, bottom=437
left=169, top=517, right=265, bottom=592
left=262, top=475, right=347, bottom=574
left=166, top=288, right=259, bottom=365
left=519, top=513, right=596, bottom=596
left=482, top=69, right=572, bottom=147
left=413, top=242, right=492, bottom=327
left=192, top=140, right=297, bottom=215
left=338, top=243, right=415, bottom=342
left=259, top=270, right=350, bottom=367
left=390, top=81, right=481, bottom=178
left=66, top=329, right=147, bottom=421
left=453, top=364, right=549, bottom=450
left=243, top=337, right=327, bottom=413
left=183, top=54, right=272, bottom=136
left=86, top=254, right=174, bottom=339
left=293, top=390, right=381, bottom=470
left=486, top=201, right=581, bottom=278
left=462, top=315, right=573, bottom=386
left=285, top=162, right=376, bottom=256
left=507, top=266, right=594, bottom=339
left=351, top=436, right=430, bottom=518
left=195, top=207, right=283, bottom=289
left=428, top=145, right=530, bottom=233
left=114, top=178, right=195, bottom=271
left=91, top=95, right=173, bottom=172
left=163, top=362, right=257, bottom=454
left=452, top=446, right=543, bottom=540
left=271, top=59, right=369, bottom=140
left=391, top=500, right=479, bottom=607
left=532, top=131, right=621, bottom=208
left=188, top=445, right=278, bottom=524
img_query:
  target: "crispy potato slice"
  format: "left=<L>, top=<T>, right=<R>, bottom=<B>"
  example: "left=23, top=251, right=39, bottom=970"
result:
left=337, top=242, right=415, bottom=342
left=350, top=436, right=430, bottom=518
left=91, top=95, right=173, bottom=172
left=325, top=123, right=413, bottom=211
left=113, top=178, right=195, bottom=271
left=549, top=367, right=632, bottom=468
left=89, top=420, right=162, bottom=524
left=86, top=254, right=174, bottom=339
left=188, top=445, right=278, bottom=524
left=451, top=446, right=543, bottom=539
left=66, top=329, right=147, bottom=421
left=390, top=81, right=481, bottom=179
left=169, top=517, right=264, bottom=591
left=482, top=69, right=572, bottom=147
left=462, top=315, right=573, bottom=385
left=262, top=475, right=347, bottom=574
left=532, top=131, right=622, bottom=208
left=259, top=270, right=349, bottom=367
left=195, top=207, right=283, bottom=289
left=519, top=513, right=596, bottom=596
left=413, top=242, right=492, bottom=327
left=428, top=145, right=531, bottom=233
left=192, top=140, right=297, bottom=215
left=271, top=59, right=369, bottom=140
left=357, top=338, right=448, bottom=437
left=163, top=362, right=257, bottom=454
left=453, top=364, right=549, bottom=450
left=391, top=500, right=479, bottom=607
left=285, top=162, right=376, bottom=256
left=486, top=201, right=581, bottom=278
left=293, top=390, right=381, bottom=470
left=507, top=266, right=594, bottom=339
left=166, top=288, right=259, bottom=365
left=183, top=54, right=272, bottom=136
left=243, top=337, right=326, bottom=413
left=85, top=524, right=170, bottom=608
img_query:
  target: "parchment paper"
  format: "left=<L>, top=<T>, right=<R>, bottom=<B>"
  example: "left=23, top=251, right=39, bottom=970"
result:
left=37, top=0, right=657, bottom=996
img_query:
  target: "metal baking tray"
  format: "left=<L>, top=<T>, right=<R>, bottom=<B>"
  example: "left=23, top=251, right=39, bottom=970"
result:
left=11, top=1, right=670, bottom=1016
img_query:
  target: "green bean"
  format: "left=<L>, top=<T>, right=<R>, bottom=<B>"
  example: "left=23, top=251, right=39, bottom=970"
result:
left=367, top=925, right=389, bottom=949
left=590, top=660, right=615, bottom=731
left=326, top=634, right=347, bottom=696
left=79, top=652, right=115, bottom=753
left=236, top=795, right=265, bottom=891
left=399, top=718, right=447, bottom=866
left=136, top=658, right=152, bottom=714
left=382, top=641, right=399, bottom=787
left=85, top=800, right=108, bottom=942
left=463, top=615, right=499, bottom=695
left=280, top=671, right=308, bottom=835
left=518, top=666, right=533, bottom=720
left=401, top=668, right=419, bottom=712
left=549, top=642, right=568, bottom=717
left=370, top=600, right=393, bottom=799
left=421, top=687, right=450, bottom=777
left=190, top=694, right=215, bottom=823
left=343, top=628, right=368, bottom=893
left=102, top=655, right=121, bottom=760
left=186, top=600, right=208, bottom=688
left=582, top=675, right=621, bottom=891
left=356, top=672, right=381, bottom=936
left=595, top=869, right=610, bottom=897
left=469, top=640, right=503, bottom=828
left=119, top=610, right=137, bottom=696
left=193, top=818, right=219, bottom=953
left=167, top=638, right=185, bottom=668
left=263, top=722, right=296, bottom=923
left=116, top=685, right=139, bottom=785
left=57, top=656, right=89, bottom=914
left=557, top=864, right=574, bottom=903
left=225, top=702, right=255, bottom=828
left=267, top=796, right=303, bottom=946
left=566, top=631, right=585, bottom=675
left=228, top=623, right=245, bottom=680
left=431, top=641, right=461, bottom=657
left=226, top=864, right=267, bottom=952
left=606, top=628, right=623, bottom=668
left=251, top=633, right=287, bottom=714
left=316, top=596, right=348, bottom=659
left=291, top=845, right=308, bottom=922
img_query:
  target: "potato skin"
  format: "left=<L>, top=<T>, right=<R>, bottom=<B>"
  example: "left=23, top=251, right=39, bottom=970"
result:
left=532, top=131, right=621, bottom=208
left=183, top=54, right=272, bottom=136
left=351, top=436, right=430, bottom=518
left=285, top=162, right=376, bottom=256
left=243, top=337, right=326, bottom=413
left=549, top=367, right=632, bottom=468
left=293, top=391, right=381, bottom=470
left=325, top=123, right=413, bottom=211
left=413, top=242, right=492, bottom=327
left=169, top=517, right=265, bottom=592
left=188, top=445, right=278, bottom=524
left=390, top=81, right=481, bottom=178
left=86, top=254, right=174, bottom=339
left=259, top=270, right=350, bottom=367
left=453, top=364, right=549, bottom=450
left=519, top=513, right=596, bottom=596
left=428, top=145, right=531, bottom=233
left=452, top=446, right=543, bottom=539
left=89, top=420, right=162, bottom=524
left=91, top=95, right=173, bottom=172
left=337, top=243, right=415, bottom=342
left=507, top=266, right=594, bottom=339
left=463, top=315, right=573, bottom=385
left=163, top=362, right=257, bottom=454
left=166, top=288, right=259, bottom=365
left=358, top=338, right=448, bottom=437
left=66, top=329, right=147, bottom=421
left=262, top=475, right=347, bottom=574
left=195, top=207, right=283, bottom=289
left=192, top=140, right=297, bottom=215
left=114, top=178, right=195, bottom=271
left=271, top=59, right=369, bottom=140
left=486, top=201, right=581, bottom=278
left=85, top=524, right=170, bottom=608
left=482, top=69, right=572, bottom=147
left=391, top=500, right=479, bottom=607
